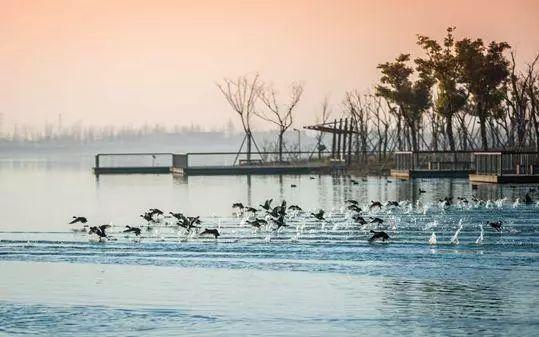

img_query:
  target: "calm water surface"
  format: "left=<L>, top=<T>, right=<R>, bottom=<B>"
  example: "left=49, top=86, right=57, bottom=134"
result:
left=0, top=156, right=538, bottom=336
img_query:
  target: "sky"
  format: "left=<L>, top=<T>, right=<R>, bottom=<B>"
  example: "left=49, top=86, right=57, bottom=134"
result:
left=1, top=0, right=538, bottom=132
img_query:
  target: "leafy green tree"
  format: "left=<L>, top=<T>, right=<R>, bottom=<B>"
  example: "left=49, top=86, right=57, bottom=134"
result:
left=416, top=27, right=467, bottom=151
left=455, top=38, right=511, bottom=150
left=376, top=54, right=434, bottom=152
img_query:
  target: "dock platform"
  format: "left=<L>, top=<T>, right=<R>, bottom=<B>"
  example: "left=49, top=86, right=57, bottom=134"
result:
left=391, top=169, right=472, bottom=179
left=469, top=174, right=539, bottom=184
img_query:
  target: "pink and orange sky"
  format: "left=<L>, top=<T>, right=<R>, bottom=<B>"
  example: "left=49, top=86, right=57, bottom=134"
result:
left=1, top=0, right=538, bottom=131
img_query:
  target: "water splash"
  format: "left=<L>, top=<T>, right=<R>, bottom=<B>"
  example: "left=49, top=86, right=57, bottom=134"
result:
left=428, top=232, right=437, bottom=245
left=450, top=219, right=464, bottom=245
left=475, top=224, right=484, bottom=245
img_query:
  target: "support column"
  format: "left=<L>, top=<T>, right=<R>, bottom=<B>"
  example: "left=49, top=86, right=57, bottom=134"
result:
left=342, top=118, right=348, bottom=161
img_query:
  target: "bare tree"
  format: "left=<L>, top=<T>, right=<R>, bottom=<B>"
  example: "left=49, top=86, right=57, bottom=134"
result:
left=254, top=82, right=304, bottom=162
left=216, top=73, right=262, bottom=162
left=311, top=96, right=333, bottom=160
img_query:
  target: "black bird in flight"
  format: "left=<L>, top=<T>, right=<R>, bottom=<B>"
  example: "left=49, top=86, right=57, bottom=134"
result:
left=88, top=225, right=111, bottom=238
left=199, top=228, right=220, bottom=239
left=260, top=199, right=273, bottom=211
left=352, top=214, right=367, bottom=225
left=247, top=218, right=268, bottom=228
left=232, top=202, right=245, bottom=210
left=487, top=221, right=503, bottom=232
left=69, top=216, right=88, bottom=224
left=311, top=209, right=325, bottom=221
left=368, top=230, right=390, bottom=243
left=347, top=204, right=362, bottom=213
left=245, top=207, right=258, bottom=213
left=369, top=201, right=383, bottom=210
left=124, top=226, right=142, bottom=236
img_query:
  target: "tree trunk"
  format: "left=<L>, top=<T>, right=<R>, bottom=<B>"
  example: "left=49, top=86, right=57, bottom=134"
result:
left=396, top=116, right=402, bottom=150
left=247, top=130, right=252, bottom=161
left=446, top=115, right=455, bottom=152
left=479, top=117, right=489, bottom=151
left=278, top=131, right=284, bottom=162
left=409, top=121, right=419, bottom=152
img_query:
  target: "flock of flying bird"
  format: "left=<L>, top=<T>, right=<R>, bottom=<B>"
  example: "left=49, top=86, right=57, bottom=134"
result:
left=69, top=188, right=536, bottom=244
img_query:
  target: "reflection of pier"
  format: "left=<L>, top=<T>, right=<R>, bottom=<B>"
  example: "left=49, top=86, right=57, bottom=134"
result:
left=93, top=151, right=344, bottom=176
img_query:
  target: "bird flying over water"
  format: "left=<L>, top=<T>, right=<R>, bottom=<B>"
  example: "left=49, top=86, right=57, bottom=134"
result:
left=260, top=199, right=273, bottom=211
left=311, top=209, right=325, bottom=221
left=487, top=221, right=503, bottom=232
left=69, top=216, right=87, bottom=224
left=124, top=225, right=142, bottom=236
left=368, top=230, right=390, bottom=243
left=232, top=202, right=245, bottom=210
left=88, top=225, right=110, bottom=238
left=199, top=228, right=220, bottom=239
left=369, top=201, right=382, bottom=210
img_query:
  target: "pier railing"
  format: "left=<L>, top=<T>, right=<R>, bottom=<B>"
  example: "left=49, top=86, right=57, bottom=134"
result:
left=94, top=151, right=333, bottom=171
left=474, top=152, right=539, bottom=175
left=394, top=151, right=473, bottom=171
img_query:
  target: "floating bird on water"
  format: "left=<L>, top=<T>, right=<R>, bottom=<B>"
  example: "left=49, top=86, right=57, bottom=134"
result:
left=291, top=184, right=297, bottom=188
left=124, top=226, right=141, bottom=236
left=288, top=205, right=302, bottom=211
left=386, top=201, right=399, bottom=207
left=346, top=199, right=358, bottom=205
left=311, top=209, right=325, bottom=221
left=199, top=228, right=220, bottom=239
left=310, top=176, right=316, bottom=180
left=370, top=217, right=384, bottom=225
left=69, top=216, right=88, bottom=224
left=419, top=188, right=426, bottom=194
left=361, top=178, right=368, bottom=182
left=350, top=179, right=359, bottom=185
left=487, top=220, right=503, bottom=232
left=368, top=230, right=390, bottom=243
left=525, top=193, right=533, bottom=204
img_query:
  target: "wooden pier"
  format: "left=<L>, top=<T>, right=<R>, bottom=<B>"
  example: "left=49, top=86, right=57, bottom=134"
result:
left=469, top=152, right=539, bottom=184
left=93, top=152, right=343, bottom=176
left=390, top=151, right=474, bottom=179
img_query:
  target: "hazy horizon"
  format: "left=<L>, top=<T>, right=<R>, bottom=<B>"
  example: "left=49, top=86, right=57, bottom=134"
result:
left=2, top=0, right=538, bottom=132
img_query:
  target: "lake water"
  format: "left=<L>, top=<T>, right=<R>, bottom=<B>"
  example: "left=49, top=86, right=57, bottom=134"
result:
left=1, top=156, right=538, bottom=336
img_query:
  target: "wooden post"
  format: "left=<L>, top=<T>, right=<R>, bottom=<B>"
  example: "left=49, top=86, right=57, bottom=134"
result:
left=331, top=119, right=337, bottom=159
left=337, top=119, right=343, bottom=161
left=347, top=120, right=353, bottom=165
left=342, top=118, right=348, bottom=161
left=95, top=155, right=100, bottom=168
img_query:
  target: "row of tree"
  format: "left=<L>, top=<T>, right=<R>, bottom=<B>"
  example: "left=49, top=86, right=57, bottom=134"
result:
left=219, top=27, right=539, bottom=162
left=374, top=27, right=538, bottom=152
